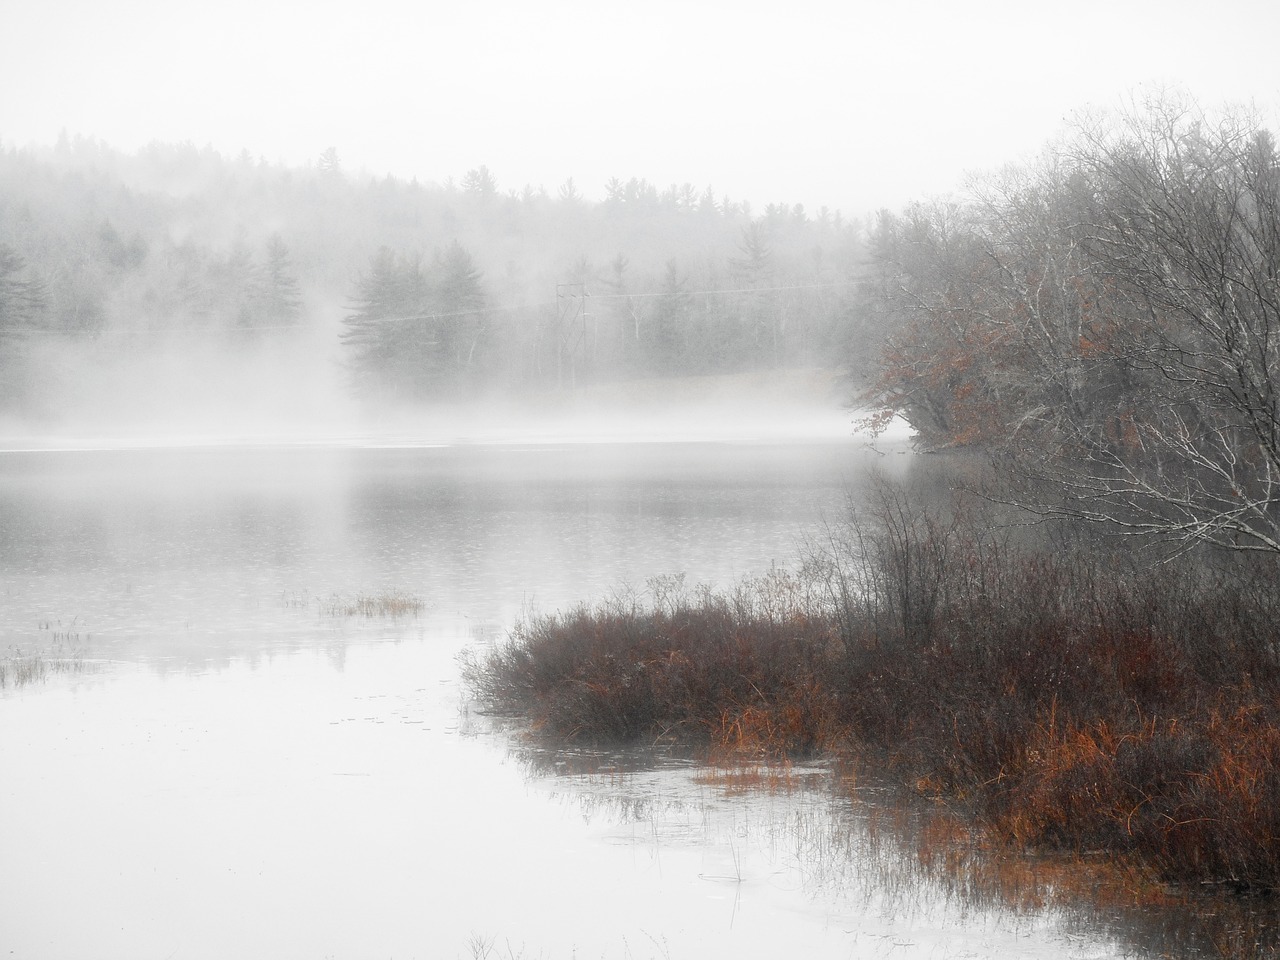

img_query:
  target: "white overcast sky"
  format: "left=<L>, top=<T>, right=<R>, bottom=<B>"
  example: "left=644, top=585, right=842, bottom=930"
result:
left=2, top=0, right=1278, bottom=217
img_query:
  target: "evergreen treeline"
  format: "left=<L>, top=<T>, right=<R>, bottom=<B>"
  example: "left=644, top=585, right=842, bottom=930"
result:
left=0, top=136, right=867, bottom=414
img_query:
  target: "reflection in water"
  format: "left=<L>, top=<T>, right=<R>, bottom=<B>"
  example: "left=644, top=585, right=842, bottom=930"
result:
left=510, top=741, right=1279, bottom=959
left=0, top=441, right=1269, bottom=958
left=0, top=442, right=907, bottom=666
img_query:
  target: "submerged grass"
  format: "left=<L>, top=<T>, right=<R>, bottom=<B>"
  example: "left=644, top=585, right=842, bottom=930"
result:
left=320, top=590, right=424, bottom=619
left=465, top=482, right=1280, bottom=906
left=283, top=589, right=425, bottom=619
left=0, top=645, right=96, bottom=689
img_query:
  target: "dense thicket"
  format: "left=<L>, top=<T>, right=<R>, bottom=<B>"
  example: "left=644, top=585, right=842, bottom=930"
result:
left=862, top=96, right=1280, bottom=556
left=467, top=484, right=1280, bottom=895
left=0, top=137, right=867, bottom=413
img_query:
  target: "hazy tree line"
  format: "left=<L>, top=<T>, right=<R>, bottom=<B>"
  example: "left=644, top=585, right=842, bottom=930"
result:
left=0, top=136, right=866, bottom=414
left=861, top=94, right=1280, bottom=556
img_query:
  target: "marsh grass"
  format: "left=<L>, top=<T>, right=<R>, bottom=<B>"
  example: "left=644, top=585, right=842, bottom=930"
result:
left=466, top=481, right=1280, bottom=905
left=0, top=644, right=96, bottom=689
left=284, top=589, right=425, bottom=619
left=692, top=760, right=801, bottom=795
left=847, top=774, right=1280, bottom=959
left=463, top=569, right=837, bottom=757
left=321, top=591, right=424, bottom=618
left=36, top=616, right=90, bottom=644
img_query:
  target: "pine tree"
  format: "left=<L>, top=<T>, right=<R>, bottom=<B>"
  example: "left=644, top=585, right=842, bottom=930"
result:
left=257, top=235, right=303, bottom=327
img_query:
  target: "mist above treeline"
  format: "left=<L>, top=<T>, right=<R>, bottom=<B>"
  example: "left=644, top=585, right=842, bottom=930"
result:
left=0, top=136, right=871, bottom=440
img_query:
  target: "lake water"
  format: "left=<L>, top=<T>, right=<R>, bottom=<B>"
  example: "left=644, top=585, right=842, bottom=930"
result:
left=0, top=437, right=1231, bottom=959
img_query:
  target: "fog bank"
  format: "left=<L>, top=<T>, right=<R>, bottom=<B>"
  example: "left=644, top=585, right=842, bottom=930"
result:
left=0, top=357, right=878, bottom=450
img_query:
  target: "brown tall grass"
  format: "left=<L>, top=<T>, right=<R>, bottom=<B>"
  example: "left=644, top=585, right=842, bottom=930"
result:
left=465, top=481, right=1280, bottom=894
left=317, top=590, right=425, bottom=618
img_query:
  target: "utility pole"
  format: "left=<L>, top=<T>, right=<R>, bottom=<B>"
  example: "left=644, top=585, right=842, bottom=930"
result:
left=555, top=282, right=588, bottom=390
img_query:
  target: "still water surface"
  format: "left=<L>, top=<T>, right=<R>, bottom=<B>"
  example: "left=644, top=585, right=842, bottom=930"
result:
left=0, top=440, right=1213, bottom=958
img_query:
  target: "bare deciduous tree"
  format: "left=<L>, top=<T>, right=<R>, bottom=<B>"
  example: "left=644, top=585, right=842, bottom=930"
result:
left=866, top=95, right=1280, bottom=556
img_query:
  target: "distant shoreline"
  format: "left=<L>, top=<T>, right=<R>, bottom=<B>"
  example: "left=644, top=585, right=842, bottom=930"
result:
left=0, top=366, right=908, bottom=451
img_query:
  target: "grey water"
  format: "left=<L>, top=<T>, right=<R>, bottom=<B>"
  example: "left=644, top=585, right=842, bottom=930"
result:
left=0, top=438, right=1222, bottom=959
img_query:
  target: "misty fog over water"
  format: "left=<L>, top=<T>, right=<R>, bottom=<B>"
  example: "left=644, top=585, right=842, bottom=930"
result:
left=0, top=366, right=865, bottom=451
left=7, top=61, right=1279, bottom=954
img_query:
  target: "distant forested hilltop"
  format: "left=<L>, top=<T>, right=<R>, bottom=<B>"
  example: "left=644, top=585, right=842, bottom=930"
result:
left=0, top=137, right=868, bottom=418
